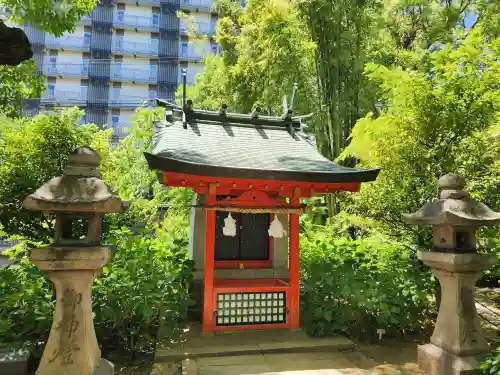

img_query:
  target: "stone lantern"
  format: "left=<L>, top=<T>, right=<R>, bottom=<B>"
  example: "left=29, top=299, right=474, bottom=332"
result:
left=23, top=147, right=129, bottom=375
left=402, top=173, right=500, bottom=375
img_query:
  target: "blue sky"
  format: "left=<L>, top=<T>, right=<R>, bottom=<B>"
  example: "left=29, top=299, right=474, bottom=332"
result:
left=464, top=13, right=478, bottom=29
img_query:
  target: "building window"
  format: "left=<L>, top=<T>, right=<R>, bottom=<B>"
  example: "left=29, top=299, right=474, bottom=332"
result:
left=112, top=87, right=120, bottom=103
left=181, top=42, right=188, bottom=57
left=80, top=83, right=88, bottom=101
left=152, top=13, right=160, bottom=27
left=115, top=30, right=125, bottom=51
left=149, top=63, right=157, bottom=80
left=112, top=115, right=120, bottom=130
left=114, top=60, right=122, bottom=78
left=82, top=56, right=89, bottom=75
left=117, top=9, right=125, bottom=22
left=84, top=32, right=92, bottom=46
left=151, top=38, right=159, bottom=55
left=148, top=89, right=156, bottom=101
left=47, top=83, right=55, bottom=99
left=214, top=211, right=272, bottom=268
left=49, top=55, right=57, bottom=72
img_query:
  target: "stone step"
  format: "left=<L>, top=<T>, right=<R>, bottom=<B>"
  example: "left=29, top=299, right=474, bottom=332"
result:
left=177, top=350, right=427, bottom=375
left=0, top=345, right=29, bottom=375
left=155, top=328, right=355, bottom=363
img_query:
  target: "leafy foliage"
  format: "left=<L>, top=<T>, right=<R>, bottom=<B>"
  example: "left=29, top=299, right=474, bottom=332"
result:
left=0, top=108, right=193, bottom=362
left=300, top=219, right=435, bottom=339
left=1, top=0, right=97, bottom=37
left=177, top=0, right=317, bottom=117
left=481, top=347, right=500, bottom=375
left=341, top=29, right=500, bottom=240
left=0, top=108, right=98, bottom=241
left=0, top=252, right=54, bottom=356
left=93, top=213, right=192, bottom=359
left=0, top=61, right=45, bottom=118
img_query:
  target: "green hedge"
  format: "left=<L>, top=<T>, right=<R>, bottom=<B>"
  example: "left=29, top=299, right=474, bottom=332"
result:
left=300, top=223, right=436, bottom=339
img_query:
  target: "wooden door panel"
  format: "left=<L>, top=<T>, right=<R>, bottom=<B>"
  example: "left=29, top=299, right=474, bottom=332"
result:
left=214, top=212, right=241, bottom=260
left=240, top=214, right=269, bottom=260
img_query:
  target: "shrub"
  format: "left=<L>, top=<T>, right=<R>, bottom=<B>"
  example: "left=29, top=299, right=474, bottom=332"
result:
left=0, top=254, right=54, bottom=359
left=299, top=222, right=435, bottom=339
left=481, top=348, right=500, bottom=375
left=93, top=213, right=192, bottom=361
left=0, top=212, right=192, bottom=364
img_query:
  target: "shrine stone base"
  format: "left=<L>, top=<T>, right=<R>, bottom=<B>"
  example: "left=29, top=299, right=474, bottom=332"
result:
left=94, top=359, right=114, bottom=375
left=417, top=343, right=488, bottom=375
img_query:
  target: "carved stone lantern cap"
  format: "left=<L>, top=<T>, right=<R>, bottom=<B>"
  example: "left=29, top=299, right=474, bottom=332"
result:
left=402, top=173, right=500, bottom=226
left=23, top=146, right=129, bottom=213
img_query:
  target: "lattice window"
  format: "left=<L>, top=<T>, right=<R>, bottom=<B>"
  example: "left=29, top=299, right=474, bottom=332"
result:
left=216, top=292, right=286, bottom=326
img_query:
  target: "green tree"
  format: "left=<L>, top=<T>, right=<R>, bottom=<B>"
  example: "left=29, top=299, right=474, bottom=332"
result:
left=0, top=108, right=98, bottom=241
left=0, top=107, right=194, bottom=359
left=177, top=0, right=317, bottom=117
left=341, top=29, right=500, bottom=240
left=1, top=0, right=97, bottom=37
left=297, top=0, right=380, bottom=161
left=0, top=60, right=45, bottom=117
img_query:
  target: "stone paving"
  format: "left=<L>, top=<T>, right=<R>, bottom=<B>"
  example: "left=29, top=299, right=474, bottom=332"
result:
left=155, top=327, right=355, bottom=363
left=174, top=343, right=428, bottom=375
left=187, top=351, right=425, bottom=375
left=151, top=337, right=428, bottom=375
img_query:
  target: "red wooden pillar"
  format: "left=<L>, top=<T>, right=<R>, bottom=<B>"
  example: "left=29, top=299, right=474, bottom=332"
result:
left=288, top=189, right=300, bottom=329
left=202, top=183, right=217, bottom=333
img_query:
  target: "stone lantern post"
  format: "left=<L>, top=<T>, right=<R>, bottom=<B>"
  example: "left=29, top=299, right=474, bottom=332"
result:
left=23, top=147, right=129, bottom=375
left=402, top=173, right=500, bottom=375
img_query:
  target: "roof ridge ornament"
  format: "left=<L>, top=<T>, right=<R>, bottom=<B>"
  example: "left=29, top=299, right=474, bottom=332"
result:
left=219, top=104, right=228, bottom=117
left=251, top=106, right=261, bottom=119
left=282, top=83, right=299, bottom=137
left=281, top=82, right=298, bottom=121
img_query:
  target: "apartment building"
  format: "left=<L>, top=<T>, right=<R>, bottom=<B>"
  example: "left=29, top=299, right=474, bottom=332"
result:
left=20, top=0, right=219, bottom=139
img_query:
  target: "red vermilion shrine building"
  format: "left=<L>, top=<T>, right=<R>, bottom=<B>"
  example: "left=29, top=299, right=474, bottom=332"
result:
left=145, top=99, right=379, bottom=333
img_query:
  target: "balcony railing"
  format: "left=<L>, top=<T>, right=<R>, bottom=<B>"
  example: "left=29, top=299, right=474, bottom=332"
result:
left=178, top=70, right=198, bottom=86
left=39, top=91, right=159, bottom=108
left=41, top=90, right=87, bottom=105
left=180, top=20, right=216, bottom=35
left=180, top=0, right=213, bottom=10
left=0, top=239, right=19, bottom=248
left=45, top=35, right=90, bottom=51
left=126, top=0, right=160, bottom=4
left=42, top=60, right=89, bottom=78
left=109, top=95, right=155, bottom=108
left=179, top=44, right=208, bottom=61
left=111, top=65, right=157, bottom=83
left=112, top=39, right=158, bottom=56
left=113, top=13, right=160, bottom=30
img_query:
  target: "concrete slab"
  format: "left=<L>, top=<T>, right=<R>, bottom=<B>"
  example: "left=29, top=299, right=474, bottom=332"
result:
left=258, top=336, right=354, bottom=353
left=182, top=359, right=197, bottom=375
left=197, top=362, right=276, bottom=375
left=155, top=325, right=355, bottom=363
left=178, top=347, right=429, bottom=375
left=197, top=354, right=266, bottom=367
left=263, top=353, right=356, bottom=372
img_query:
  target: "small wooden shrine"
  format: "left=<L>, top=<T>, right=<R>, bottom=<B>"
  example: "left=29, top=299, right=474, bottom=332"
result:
left=144, top=92, right=379, bottom=333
